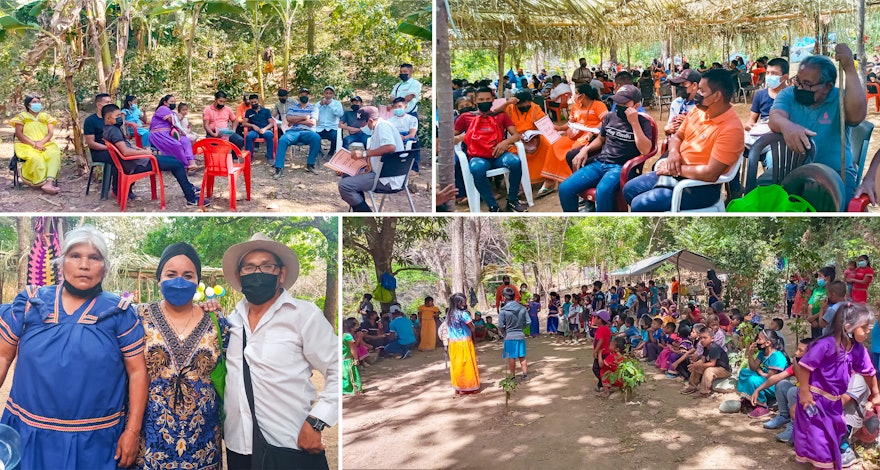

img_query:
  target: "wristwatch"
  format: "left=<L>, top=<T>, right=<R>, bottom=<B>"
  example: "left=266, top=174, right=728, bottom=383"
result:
left=305, top=416, right=326, bottom=432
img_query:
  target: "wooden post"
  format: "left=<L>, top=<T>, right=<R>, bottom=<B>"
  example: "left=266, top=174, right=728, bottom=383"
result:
left=498, top=39, right=506, bottom=87
left=857, top=0, right=867, bottom=91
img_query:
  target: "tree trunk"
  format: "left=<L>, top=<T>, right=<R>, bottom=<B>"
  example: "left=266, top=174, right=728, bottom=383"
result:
left=185, top=5, right=201, bottom=100
left=108, top=0, right=130, bottom=98
left=322, top=224, right=339, bottom=326
left=609, top=42, right=618, bottom=64
left=857, top=0, right=867, bottom=91
left=283, top=20, right=292, bottom=89
left=436, top=1, right=455, bottom=211
left=470, top=218, right=487, bottom=311
left=16, top=0, right=84, bottom=97
left=367, top=218, right=398, bottom=310
left=16, top=217, right=32, bottom=290
left=85, top=0, right=108, bottom=93
left=451, top=218, right=465, bottom=293
left=306, top=4, right=316, bottom=55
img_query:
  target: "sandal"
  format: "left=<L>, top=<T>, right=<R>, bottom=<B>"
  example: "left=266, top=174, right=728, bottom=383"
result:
left=536, top=186, right=556, bottom=198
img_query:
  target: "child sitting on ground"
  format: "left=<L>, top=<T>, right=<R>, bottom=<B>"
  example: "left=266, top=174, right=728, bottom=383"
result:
left=473, top=312, right=488, bottom=342
left=598, top=336, right=627, bottom=398
left=655, top=321, right=680, bottom=371
left=706, top=314, right=728, bottom=352
left=623, top=316, right=640, bottom=348
left=767, top=317, right=786, bottom=351
left=669, top=323, right=703, bottom=380
left=485, top=315, right=500, bottom=341
left=665, top=323, right=693, bottom=378
left=750, top=337, right=812, bottom=443
left=643, top=317, right=664, bottom=362
left=728, top=313, right=745, bottom=353
left=610, top=315, right=623, bottom=334
left=632, top=315, right=651, bottom=356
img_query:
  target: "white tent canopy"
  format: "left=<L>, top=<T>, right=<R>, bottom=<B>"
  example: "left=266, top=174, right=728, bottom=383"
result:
left=609, top=250, right=725, bottom=277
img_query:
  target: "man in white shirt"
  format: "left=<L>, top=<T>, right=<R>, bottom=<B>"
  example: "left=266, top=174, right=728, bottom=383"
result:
left=222, top=233, right=339, bottom=470
left=316, top=85, right=344, bottom=158
left=545, top=75, right=572, bottom=121
left=337, top=106, right=405, bottom=212
left=390, top=63, right=421, bottom=118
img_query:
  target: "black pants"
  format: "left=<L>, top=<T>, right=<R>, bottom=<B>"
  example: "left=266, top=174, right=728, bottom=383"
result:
left=227, top=448, right=330, bottom=470
left=146, top=155, right=197, bottom=201
left=317, top=129, right=338, bottom=157
left=592, top=356, right=603, bottom=390
left=786, top=299, right=794, bottom=318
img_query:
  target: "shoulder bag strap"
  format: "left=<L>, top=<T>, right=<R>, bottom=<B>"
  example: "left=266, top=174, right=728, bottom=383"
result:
left=242, top=324, right=269, bottom=454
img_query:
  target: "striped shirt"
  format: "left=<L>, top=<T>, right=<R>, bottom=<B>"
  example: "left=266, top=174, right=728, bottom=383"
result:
left=285, top=103, right=318, bottom=132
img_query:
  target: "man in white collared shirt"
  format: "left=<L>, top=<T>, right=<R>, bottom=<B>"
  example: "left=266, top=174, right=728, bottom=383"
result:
left=222, top=233, right=339, bottom=470
left=390, top=63, right=421, bottom=118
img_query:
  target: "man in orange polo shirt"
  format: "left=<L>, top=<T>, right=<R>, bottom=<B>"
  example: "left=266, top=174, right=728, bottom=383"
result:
left=495, top=275, right=521, bottom=311
left=623, top=69, right=744, bottom=211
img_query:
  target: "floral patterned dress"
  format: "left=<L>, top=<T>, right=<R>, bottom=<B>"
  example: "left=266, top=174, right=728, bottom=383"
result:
left=136, top=302, right=230, bottom=470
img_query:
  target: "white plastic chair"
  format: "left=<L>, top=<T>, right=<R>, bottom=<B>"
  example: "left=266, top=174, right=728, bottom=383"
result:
left=455, top=141, right=534, bottom=212
left=669, top=156, right=742, bottom=213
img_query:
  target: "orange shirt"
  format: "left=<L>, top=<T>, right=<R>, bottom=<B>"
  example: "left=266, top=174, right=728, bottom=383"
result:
left=676, top=106, right=744, bottom=167
left=671, top=280, right=680, bottom=294
left=568, top=99, right=607, bottom=147
left=495, top=284, right=521, bottom=310
left=235, top=102, right=250, bottom=122
left=505, top=102, right=548, bottom=134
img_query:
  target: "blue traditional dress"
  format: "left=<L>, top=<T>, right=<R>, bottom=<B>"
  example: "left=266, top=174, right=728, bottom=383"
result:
left=0, top=285, right=144, bottom=470
left=736, top=349, right=788, bottom=405
left=122, top=105, right=151, bottom=148
left=136, top=303, right=229, bottom=470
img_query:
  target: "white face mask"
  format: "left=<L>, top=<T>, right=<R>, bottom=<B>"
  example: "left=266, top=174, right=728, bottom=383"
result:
left=361, top=123, right=372, bottom=136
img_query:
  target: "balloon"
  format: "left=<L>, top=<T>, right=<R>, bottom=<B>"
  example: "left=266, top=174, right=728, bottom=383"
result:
left=198, top=282, right=206, bottom=292
left=213, top=285, right=223, bottom=296
left=205, top=287, right=215, bottom=298
left=193, top=291, right=204, bottom=302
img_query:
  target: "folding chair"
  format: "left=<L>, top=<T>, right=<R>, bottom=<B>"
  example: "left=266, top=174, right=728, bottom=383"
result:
left=103, top=139, right=165, bottom=211
left=669, top=156, right=742, bottom=212
left=85, top=148, right=112, bottom=200
left=455, top=141, right=534, bottom=212
left=7, top=134, right=20, bottom=189
left=744, top=133, right=815, bottom=194
left=193, top=138, right=251, bottom=211
left=657, top=82, right=673, bottom=120
left=366, top=149, right=417, bottom=212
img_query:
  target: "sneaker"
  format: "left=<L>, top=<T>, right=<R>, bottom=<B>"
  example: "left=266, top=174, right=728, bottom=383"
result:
left=680, top=386, right=697, bottom=395
left=187, top=197, right=211, bottom=207
left=401, top=350, right=411, bottom=359
left=488, top=205, right=503, bottom=213
left=506, top=200, right=528, bottom=212
left=273, top=167, right=283, bottom=179
left=763, top=414, right=791, bottom=429
left=305, top=164, right=317, bottom=174
left=776, top=422, right=793, bottom=443
left=521, top=374, right=529, bottom=382
left=749, top=406, right=769, bottom=419
left=841, top=447, right=858, bottom=468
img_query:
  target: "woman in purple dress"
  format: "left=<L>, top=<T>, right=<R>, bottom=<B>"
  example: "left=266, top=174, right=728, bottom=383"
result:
left=794, top=303, right=880, bottom=469
left=150, top=94, right=195, bottom=168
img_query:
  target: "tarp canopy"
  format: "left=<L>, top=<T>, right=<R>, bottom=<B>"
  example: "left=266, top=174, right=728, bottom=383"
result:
left=609, top=250, right=724, bottom=276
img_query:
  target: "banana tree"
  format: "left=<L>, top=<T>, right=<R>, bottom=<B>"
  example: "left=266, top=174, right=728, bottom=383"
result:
left=266, top=0, right=300, bottom=90
left=232, top=0, right=275, bottom=100
left=397, top=3, right=431, bottom=41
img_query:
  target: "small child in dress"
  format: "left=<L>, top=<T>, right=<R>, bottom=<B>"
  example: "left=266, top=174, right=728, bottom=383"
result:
left=569, top=294, right=583, bottom=343
left=473, top=312, right=488, bottom=342
left=176, top=103, right=201, bottom=142
left=527, top=295, right=541, bottom=338
left=410, top=313, right=421, bottom=347
left=546, top=292, right=560, bottom=335
left=598, top=336, right=627, bottom=398
left=655, top=321, right=679, bottom=371
left=592, top=310, right=613, bottom=392
left=844, top=260, right=857, bottom=300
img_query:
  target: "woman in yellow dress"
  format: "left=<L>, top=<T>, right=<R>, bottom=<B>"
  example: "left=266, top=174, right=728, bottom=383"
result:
left=10, top=96, right=62, bottom=194
left=418, top=296, right=440, bottom=351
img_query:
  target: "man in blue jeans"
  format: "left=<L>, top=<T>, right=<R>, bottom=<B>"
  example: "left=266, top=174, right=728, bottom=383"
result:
left=453, top=87, right=528, bottom=212
left=274, top=87, right=322, bottom=177
left=383, top=306, right=416, bottom=359
left=558, top=85, right=653, bottom=212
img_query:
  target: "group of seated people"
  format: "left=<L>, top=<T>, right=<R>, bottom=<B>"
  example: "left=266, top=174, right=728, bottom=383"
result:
left=451, top=43, right=878, bottom=212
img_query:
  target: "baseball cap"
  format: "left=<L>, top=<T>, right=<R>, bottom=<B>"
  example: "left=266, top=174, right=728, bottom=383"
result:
left=389, top=304, right=403, bottom=314
left=298, top=87, right=310, bottom=94
left=323, top=85, right=335, bottom=92
left=592, top=309, right=611, bottom=323
left=356, top=106, right=379, bottom=121
left=609, top=85, right=642, bottom=104
left=671, top=69, right=702, bottom=84
left=350, top=95, right=363, bottom=103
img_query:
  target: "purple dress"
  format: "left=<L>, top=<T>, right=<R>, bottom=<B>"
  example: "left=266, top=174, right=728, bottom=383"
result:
left=150, top=105, right=194, bottom=166
left=794, top=336, right=876, bottom=469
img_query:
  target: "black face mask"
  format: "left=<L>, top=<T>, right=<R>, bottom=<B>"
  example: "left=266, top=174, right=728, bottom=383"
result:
left=168, top=103, right=177, bottom=111
left=517, top=105, right=531, bottom=113
left=503, top=280, right=510, bottom=285
left=694, top=92, right=709, bottom=111
left=615, top=106, right=628, bottom=120
left=676, top=86, right=690, bottom=99
left=399, top=73, right=410, bottom=82
left=458, top=106, right=475, bottom=114
left=251, top=103, right=259, bottom=110
left=215, top=103, right=225, bottom=109
left=63, top=279, right=103, bottom=299
left=794, top=88, right=817, bottom=106
left=299, top=96, right=309, bottom=104
left=477, top=102, right=493, bottom=113
left=278, top=98, right=287, bottom=104
left=350, top=104, right=360, bottom=112
left=239, top=273, right=279, bottom=305
left=115, top=116, right=124, bottom=128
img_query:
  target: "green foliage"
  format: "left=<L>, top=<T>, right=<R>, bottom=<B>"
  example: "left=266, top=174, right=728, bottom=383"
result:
left=499, top=374, right=518, bottom=409
left=118, top=51, right=174, bottom=97
left=605, top=356, right=645, bottom=401
left=789, top=316, right=810, bottom=343
left=289, top=51, right=352, bottom=95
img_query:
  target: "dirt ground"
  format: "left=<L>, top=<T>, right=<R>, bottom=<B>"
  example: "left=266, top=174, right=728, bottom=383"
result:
left=342, top=315, right=861, bottom=470
left=0, top=363, right=338, bottom=470
left=0, top=101, right=431, bottom=214
left=454, top=102, right=880, bottom=213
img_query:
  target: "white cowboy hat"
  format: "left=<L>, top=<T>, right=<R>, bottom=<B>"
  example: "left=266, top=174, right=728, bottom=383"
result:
left=221, top=233, right=300, bottom=292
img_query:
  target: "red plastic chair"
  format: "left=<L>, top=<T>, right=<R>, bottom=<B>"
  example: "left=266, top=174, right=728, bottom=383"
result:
left=192, top=138, right=251, bottom=211
left=867, top=84, right=880, bottom=113
left=123, top=121, right=143, bottom=148
left=251, top=120, right=278, bottom=161
left=103, top=139, right=165, bottom=211
left=580, top=113, right=659, bottom=211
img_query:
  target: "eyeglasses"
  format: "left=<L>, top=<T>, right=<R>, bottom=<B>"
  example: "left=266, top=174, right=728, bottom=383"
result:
left=240, top=263, right=280, bottom=275
left=791, top=77, right=827, bottom=91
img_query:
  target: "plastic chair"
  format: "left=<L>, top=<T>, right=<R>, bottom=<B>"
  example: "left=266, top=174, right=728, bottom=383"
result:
left=581, top=113, right=659, bottom=211
left=123, top=121, right=143, bottom=148
left=781, top=163, right=845, bottom=212
left=657, top=82, right=674, bottom=120
left=867, top=83, right=880, bottom=112
left=7, top=133, right=20, bottom=189
left=455, top=141, right=535, bottom=212
left=669, top=155, right=743, bottom=212
left=85, top=148, right=112, bottom=200
left=852, top=121, right=875, bottom=186
left=192, top=138, right=251, bottom=211
left=366, top=150, right=418, bottom=212
left=548, top=92, right=572, bottom=121
left=103, top=139, right=165, bottom=211
left=250, top=120, right=278, bottom=160
left=744, top=133, right=815, bottom=193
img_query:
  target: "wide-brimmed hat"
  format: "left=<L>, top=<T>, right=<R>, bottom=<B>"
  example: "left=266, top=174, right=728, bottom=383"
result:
left=222, top=233, right=300, bottom=292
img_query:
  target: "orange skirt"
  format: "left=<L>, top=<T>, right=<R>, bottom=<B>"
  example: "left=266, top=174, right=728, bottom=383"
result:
left=541, top=136, right=588, bottom=182
left=448, top=338, right=480, bottom=392
left=509, top=135, right=555, bottom=185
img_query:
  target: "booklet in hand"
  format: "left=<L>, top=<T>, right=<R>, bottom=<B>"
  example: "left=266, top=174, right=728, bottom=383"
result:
left=324, top=148, right=367, bottom=176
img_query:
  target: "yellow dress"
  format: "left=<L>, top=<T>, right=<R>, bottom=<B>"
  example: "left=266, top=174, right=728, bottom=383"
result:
left=9, top=111, right=61, bottom=186
left=418, top=305, right=439, bottom=351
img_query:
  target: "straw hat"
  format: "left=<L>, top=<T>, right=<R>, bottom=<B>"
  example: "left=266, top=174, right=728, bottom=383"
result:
left=221, top=233, right=300, bottom=292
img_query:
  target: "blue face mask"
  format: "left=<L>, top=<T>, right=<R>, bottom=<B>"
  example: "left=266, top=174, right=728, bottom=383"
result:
left=393, top=108, right=406, bottom=117
left=858, top=261, right=868, bottom=268
left=361, top=124, right=372, bottom=136
left=765, top=75, right=782, bottom=89
left=161, top=277, right=199, bottom=306
left=817, top=278, right=827, bottom=288
left=30, top=103, right=43, bottom=113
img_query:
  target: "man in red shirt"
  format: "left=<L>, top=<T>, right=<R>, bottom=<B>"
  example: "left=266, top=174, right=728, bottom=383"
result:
left=454, top=87, right=528, bottom=212
left=495, top=275, right=521, bottom=311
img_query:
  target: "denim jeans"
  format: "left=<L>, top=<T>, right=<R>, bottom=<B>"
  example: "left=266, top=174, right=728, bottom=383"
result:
left=558, top=160, right=623, bottom=212
left=623, top=171, right=721, bottom=212
left=469, top=152, right=522, bottom=209
left=343, top=131, right=369, bottom=149
left=383, top=340, right=415, bottom=357
left=245, top=130, right=275, bottom=161
left=317, top=129, right=338, bottom=157
left=142, top=155, right=197, bottom=201
left=776, top=380, right=797, bottom=418
left=275, top=129, right=322, bottom=168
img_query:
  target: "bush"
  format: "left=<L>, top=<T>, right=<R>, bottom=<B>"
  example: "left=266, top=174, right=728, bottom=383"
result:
left=290, top=51, right=352, bottom=96
left=119, top=52, right=174, bottom=98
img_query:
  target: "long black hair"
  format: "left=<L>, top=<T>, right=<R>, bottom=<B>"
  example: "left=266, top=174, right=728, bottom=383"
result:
left=123, top=94, right=137, bottom=110
left=825, top=302, right=874, bottom=353
left=707, top=269, right=722, bottom=295
left=158, top=94, right=173, bottom=108
left=447, top=293, right=467, bottom=327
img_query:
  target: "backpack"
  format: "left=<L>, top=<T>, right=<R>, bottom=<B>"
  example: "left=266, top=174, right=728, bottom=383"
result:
left=380, top=271, right=396, bottom=290
left=464, top=113, right=504, bottom=159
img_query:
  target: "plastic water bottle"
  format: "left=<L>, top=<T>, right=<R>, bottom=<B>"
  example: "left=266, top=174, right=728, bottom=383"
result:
left=0, top=424, right=20, bottom=470
left=806, top=404, right=819, bottom=417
